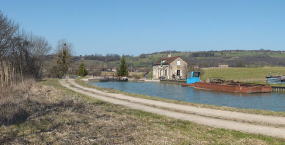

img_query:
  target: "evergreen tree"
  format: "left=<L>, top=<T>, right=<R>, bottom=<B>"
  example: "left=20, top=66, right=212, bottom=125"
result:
left=117, top=56, right=128, bottom=77
left=56, top=41, right=73, bottom=78
left=78, top=62, right=88, bottom=77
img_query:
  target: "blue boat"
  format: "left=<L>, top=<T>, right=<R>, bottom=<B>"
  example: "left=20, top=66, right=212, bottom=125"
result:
left=266, top=76, right=285, bottom=84
left=181, top=71, right=201, bottom=86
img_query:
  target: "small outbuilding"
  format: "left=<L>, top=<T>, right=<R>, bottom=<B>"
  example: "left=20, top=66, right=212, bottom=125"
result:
left=218, top=63, right=229, bottom=68
left=192, top=65, right=199, bottom=69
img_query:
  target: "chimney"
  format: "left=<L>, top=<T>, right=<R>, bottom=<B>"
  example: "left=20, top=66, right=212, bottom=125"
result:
left=168, top=51, right=171, bottom=57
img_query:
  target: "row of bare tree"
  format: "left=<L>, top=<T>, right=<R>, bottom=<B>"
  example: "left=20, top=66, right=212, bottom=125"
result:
left=83, top=53, right=120, bottom=62
left=0, top=12, right=52, bottom=88
left=183, top=55, right=285, bottom=68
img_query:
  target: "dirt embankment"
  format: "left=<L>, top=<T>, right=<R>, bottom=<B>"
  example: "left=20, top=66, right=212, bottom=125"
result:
left=1, top=79, right=284, bottom=144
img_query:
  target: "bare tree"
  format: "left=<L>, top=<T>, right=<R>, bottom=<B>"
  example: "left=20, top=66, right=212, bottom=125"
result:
left=0, top=12, right=19, bottom=60
left=0, top=12, right=19, bottom=86
left=27, top=33, right=52, bottom=78
left=182, top=64, right=188, bottom=79
left=0, top=11, right=52, bottom=88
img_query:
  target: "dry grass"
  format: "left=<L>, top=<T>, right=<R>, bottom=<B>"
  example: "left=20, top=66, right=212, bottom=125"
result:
left=0, top=79, right=284, bottom=144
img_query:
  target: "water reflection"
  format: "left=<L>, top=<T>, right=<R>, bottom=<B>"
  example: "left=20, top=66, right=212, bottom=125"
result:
left=90, top=82, right=285, bottom=112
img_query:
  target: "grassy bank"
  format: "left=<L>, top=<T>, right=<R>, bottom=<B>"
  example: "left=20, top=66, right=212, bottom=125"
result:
left=1, top=79, right=285, bottom=144
left=201, top=67, right=285, bottom=82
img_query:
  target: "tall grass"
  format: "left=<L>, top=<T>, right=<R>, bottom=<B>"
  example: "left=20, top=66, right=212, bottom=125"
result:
left=0, top=79, right=35, bottom=126
left=0, top=61, right=16, bottom=88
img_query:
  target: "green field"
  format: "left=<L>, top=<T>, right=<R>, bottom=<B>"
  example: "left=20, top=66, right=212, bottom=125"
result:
left=201, top=67, right=285, bottom=82
left=213, top=51, right=285, bottom=58
left=74, top=50, right=285, bottom=72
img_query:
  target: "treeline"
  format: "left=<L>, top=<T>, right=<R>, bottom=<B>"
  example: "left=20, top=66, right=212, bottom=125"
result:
left=184, top=54, right=285, bottom=68
left=83, top=53, right=120, bottom=62
left=149, top=50, right=180, bottom=55
left=216, top=49, right=284, bottom=53
left=0, top=12, right=51, bottom=88
left=190, top=52, right=214, bottom=57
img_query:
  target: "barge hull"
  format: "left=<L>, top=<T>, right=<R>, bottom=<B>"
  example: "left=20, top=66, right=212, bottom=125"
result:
left=181, top=83, right=195, bottom=87
left=194, top=82, right=271, bottom=93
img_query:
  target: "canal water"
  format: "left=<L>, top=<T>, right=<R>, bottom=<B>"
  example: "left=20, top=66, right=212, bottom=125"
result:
left=89, top=82, right=285, bottom=112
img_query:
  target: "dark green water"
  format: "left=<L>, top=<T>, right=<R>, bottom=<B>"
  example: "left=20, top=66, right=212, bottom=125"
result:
left=90, top=82, right=285, bottom=112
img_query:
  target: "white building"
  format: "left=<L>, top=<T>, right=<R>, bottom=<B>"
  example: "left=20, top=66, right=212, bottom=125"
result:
left=153, top=54, right=187, bottom=79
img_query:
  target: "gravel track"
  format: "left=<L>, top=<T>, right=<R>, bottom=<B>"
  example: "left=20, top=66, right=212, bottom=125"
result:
left=60, top=79, right=285, bottom=139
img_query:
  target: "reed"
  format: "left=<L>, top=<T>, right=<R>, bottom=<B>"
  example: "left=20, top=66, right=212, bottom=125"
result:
left=0, top=61, right=23, bottom=90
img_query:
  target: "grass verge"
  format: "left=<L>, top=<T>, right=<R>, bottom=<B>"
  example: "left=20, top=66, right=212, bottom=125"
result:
left=1, top=79, right=285, bottom=144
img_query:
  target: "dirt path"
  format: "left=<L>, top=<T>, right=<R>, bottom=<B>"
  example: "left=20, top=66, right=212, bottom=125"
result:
left=60, top=79, right=285, bottom=139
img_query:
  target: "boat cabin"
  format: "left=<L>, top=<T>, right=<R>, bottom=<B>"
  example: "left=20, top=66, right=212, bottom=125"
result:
left=187, top=71, right=200, bottom=84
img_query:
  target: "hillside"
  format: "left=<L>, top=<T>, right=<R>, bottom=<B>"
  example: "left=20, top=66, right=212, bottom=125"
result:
left=79, top=50, right=285, bottom=69
left=201, top=67, right=285, bottom=82
left=43, top=50, right=285, bottom=77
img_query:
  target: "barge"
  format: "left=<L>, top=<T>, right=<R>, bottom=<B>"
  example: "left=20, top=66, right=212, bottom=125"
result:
left=194, top=79, right=271, bottom=93
left=182, top=71, right=271, bottom=93
left=181, top=71, right=200, bottom=87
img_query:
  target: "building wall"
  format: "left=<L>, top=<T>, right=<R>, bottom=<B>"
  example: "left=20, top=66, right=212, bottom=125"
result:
left=219, top=65, right=228, bottom=68
left=153, top=65, right=170, bottom=79
left=152, top=57, right=188, bottom=79
left=169, top=57, right=187, bottom=79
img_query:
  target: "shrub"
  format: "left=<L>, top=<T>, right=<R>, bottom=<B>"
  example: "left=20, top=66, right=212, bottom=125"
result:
left=78, top=62, right=88, bottom=77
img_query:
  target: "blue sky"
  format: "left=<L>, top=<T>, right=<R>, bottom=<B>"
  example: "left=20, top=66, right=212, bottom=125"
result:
left=1, top=0, right=284, bottom=56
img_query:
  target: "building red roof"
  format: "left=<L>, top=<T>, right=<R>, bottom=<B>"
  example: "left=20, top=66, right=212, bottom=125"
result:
left=153, top=56, right=182, bottom=66
left=219, top=63, right=228, bottom=65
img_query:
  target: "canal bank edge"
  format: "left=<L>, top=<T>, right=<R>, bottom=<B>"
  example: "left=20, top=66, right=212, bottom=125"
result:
left=61, top=79, right=285, bottom=139
left=75, top=78, right=285, bottom=117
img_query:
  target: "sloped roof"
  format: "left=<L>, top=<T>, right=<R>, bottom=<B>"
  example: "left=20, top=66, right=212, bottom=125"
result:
left=153, top=56, right=182, bottom=66
left=219, top=63, right=228, bottom=65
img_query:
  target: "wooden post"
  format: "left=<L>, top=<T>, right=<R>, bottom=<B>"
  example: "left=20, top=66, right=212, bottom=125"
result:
left=0, top=62, right=3, bottom=88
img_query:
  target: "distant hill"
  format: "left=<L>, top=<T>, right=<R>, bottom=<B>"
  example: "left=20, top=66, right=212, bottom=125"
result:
left=44, top=50, right=285, bottom=76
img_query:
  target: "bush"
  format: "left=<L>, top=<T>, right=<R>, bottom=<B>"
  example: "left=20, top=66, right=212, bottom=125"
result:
left=78, top=62, right=88, bottom=77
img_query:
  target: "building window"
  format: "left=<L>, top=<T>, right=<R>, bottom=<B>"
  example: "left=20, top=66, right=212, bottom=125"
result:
left=165, top=70, right=167, bottom=76
left=177, top=61, right=180, bottom=66
left=177, top=70, right=180, bottom=76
